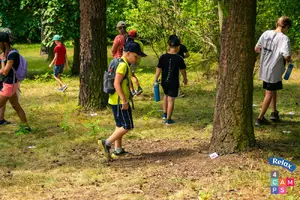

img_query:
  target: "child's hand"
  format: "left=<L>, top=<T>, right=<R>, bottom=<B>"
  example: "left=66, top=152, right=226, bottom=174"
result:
left=48, top=64, right=52, bottom=68
left=121, top=102, right=129, bottom=110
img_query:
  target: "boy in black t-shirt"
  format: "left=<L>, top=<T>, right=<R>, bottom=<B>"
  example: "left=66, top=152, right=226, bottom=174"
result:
left=154, top=36, right=188, bottom=125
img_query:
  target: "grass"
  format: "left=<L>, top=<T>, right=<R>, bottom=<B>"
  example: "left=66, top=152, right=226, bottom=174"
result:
left=0, top=44, right=299, bottom=199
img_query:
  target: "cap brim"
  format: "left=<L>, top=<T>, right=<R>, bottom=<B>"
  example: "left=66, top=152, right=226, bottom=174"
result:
left=137, top=52, right=147, bottom=57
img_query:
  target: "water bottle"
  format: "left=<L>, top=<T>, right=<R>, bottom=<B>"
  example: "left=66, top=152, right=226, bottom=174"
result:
left=284, top=63, right=294, bottom=80
left=154, top=81, right=160, bottom=102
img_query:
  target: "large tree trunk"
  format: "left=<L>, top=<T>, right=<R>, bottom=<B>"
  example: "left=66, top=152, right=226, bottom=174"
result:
left=72, top=37, right=80, bottom=75
left=209, top=0, right=256, bottom=154
left=79, top=0, right=108, bottom=109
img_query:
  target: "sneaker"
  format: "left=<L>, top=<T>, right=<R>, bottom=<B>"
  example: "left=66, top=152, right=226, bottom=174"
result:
left=165, top=119, right=176, bottom=125
left=111, top=148, right=129, bottom=159
left=0, top=119, right=11, bottom=125
left=98, top=139, right=111, bottom=161
left=270, top=110, right=279, bottom=121
left=57, top=87, right=62, bottom=91
left=255, top=117, right=270, bottom=126
left=178, top=91, right=185, bottom=98
left=131, top=90, right=136, bottom=96
left=136, top=87, right=143, bottom=95
left=61, top=85, right=68, bottom=92
left=162, top=113, right=167, bottom=120
left=15, top=125, right=31, bottom=135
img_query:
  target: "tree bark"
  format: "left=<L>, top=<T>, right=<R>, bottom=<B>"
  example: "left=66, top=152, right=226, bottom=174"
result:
left=209, top=0, right=257, bottom=154
left=79, top=0, right=108, bottom=109
left=40, top=17, right=48, bottom=55
left=72, top=37, right=80, bottom=75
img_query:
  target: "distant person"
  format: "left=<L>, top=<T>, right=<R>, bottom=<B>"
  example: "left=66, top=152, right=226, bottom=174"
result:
left=49, top=35, right=69, bottom=92
left=154, top=36, right=188, bottom=125
left=177, top=37, right=189, bottom=98
left=0, top=28, right=16, bottom=125
left=0, top=32, right=31, bottom=133
left=127, top=29, right=144, bottom=95
left=111, top=21, right=128, bottom=59
left=99, top=42, right=146, bottom=161
left=254, top=16, right=292, bottom=126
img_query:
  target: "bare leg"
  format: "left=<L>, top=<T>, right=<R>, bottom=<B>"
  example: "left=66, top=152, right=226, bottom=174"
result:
left=53, top=74, right=64, bottom=88
left=0, top=105, right=5, bottom=120
left=114, top=127, right=123, bottom=148
left=258, top=90, right=274, bottom=119
left=167, top=96, right=175, bottom=120
left=8, top=93, right=28, bottom=124
left=163, top=95, right=168, bottom=114
left=271, top=91, right=277, bottom=112
left=107, top=127, right=129, bottom=145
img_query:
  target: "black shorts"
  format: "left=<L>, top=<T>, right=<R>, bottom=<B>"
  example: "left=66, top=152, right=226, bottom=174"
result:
left=263, top=81, right=283, bottom=91
left=111, top=104, right=134, bottom=130
left=162, top=83, right=178, bottom=98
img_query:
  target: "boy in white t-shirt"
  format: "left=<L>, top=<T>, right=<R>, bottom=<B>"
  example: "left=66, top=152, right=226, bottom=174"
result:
left=254, top=16, right=292, bottom=126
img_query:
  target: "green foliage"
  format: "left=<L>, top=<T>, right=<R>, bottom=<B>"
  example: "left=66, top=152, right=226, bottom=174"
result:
left=83, top=119, right=107, bottom=135
left=34, top=73, right=52, bottom=82
left=0, top=0, right=40, bottom=42
left=256, top=0, right=300, bottom=50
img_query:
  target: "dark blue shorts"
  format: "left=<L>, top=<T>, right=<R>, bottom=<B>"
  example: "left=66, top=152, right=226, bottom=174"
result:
left=111, top=104, right=134, bottom=130
left=54, top=64, right=64, bottom=77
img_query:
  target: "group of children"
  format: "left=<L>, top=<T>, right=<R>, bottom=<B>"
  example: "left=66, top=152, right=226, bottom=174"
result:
left=99, top=16, right=293, bottom=161
left=99, top=21, right=188, bottom=161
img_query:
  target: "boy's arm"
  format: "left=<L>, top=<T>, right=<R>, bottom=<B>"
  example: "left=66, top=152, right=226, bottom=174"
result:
left=180, top=69, right=188, bottom=85
left=114, top=73, right=128, bottom=110
left=254, top=46, right=261, bottom=53
left=154, top=67, right=162, bottom=83
left=49, top=53, right=58, bottom=68
left=65, top=52, right=69, bottom=71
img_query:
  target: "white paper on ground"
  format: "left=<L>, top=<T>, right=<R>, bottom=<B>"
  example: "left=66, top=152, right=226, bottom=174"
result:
left=209, top=152, right=219, bottom=159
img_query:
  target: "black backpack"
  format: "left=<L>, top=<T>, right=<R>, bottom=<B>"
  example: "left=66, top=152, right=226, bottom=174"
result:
left=103, top=58, right=128, bottom=94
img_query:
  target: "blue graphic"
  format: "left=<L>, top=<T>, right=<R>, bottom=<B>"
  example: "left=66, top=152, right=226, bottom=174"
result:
left=268, top=157, right=296, bottom=172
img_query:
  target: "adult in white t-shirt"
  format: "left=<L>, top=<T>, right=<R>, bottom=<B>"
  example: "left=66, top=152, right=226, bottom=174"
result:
left=254, top=16, right=292, bottom=126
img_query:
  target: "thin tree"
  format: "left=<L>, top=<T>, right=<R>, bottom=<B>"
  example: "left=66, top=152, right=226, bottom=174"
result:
left=209, top=0, right=257, bottom=154
left=79, top=0, right=108, bottom=109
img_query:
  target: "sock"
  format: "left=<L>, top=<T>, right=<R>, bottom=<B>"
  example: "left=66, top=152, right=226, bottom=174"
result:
left=115, top=147, right=123, bottom=153
left=105, top=140, right=112, bottom=146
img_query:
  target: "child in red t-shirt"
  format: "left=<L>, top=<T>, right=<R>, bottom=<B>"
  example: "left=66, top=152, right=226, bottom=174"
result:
left=111, top=21, right=128, bottom=58
left=49, top=35, right=69, bottom=92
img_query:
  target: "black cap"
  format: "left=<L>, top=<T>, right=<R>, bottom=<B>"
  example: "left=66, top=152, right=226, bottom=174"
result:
left=0, top=32, right=10, bottom=43
left=124, top=41, right=147, bottom=57
left=168, top=35, right=180, bottom=46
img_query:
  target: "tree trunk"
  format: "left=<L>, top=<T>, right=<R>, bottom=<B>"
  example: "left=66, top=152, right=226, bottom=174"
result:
left=72, top=37, right=80, bottom=75
left=47, top=45, right=54, bottom=61
left=40, top=17, right=48, bottom=55
left=209, top=0, right=257, bottom=154
left=79, top=0, right=108, bottom=109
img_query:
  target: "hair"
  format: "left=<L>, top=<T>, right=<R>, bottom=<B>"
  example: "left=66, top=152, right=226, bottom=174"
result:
left=277, top=16, right=292, bottom=29
left=168, top=35, right=180, bottom=47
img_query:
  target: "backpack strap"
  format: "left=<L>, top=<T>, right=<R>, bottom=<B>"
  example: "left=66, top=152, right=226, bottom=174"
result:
left=7, top=49, right=19, bottom=93
left=116, top=58, right=131, bottom=116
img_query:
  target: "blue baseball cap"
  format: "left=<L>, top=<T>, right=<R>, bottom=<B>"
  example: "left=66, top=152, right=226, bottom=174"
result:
left=124, top=41, right=147, bottom=57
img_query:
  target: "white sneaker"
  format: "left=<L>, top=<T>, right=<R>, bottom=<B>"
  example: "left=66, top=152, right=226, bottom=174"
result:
left=61, top=85, right=68, bottom=92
